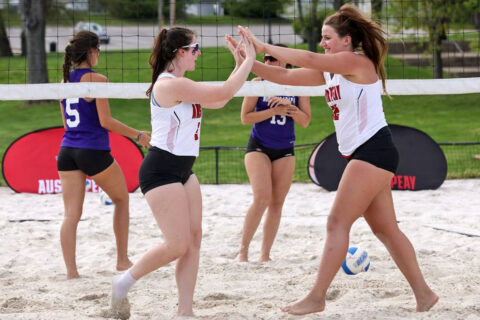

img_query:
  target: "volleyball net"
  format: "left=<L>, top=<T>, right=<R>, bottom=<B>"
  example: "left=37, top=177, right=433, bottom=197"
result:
left=0, top=0, right=479, bottom=183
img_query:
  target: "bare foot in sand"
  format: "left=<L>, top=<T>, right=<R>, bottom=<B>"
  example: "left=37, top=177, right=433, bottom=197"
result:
left=416, top=292, right=439, bottom=312
left=177, top=310, right=196, bottom=317
left=237, top=247, right=248, bottom=262
left=66, top=271, right=80, bottom=280
left=259, top=255, right=271, bottom=262
left=117, top=259, right=133, bottom=271
left=281, top=294, right=325, bottom=315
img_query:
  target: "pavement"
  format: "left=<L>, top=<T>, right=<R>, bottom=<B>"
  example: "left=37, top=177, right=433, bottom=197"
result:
left=6, top=24, right=304, bottom=53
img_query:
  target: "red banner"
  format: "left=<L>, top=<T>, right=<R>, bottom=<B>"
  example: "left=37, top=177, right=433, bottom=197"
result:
left=2, top=127, right=144, bottom=194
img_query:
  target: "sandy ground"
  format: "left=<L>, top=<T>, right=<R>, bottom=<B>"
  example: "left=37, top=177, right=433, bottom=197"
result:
left=1, top=179, right=480, bottom=320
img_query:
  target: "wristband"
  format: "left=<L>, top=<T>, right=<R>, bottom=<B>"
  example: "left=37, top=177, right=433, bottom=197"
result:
left=135, top=131, right=142, bottom=142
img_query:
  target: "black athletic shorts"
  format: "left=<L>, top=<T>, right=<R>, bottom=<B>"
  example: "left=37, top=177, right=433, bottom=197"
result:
left=245, top=136, right=295, bottom=162
left=139, top=146, right=196, bottom=195
left=348, top=126, right=399, bottom=174
left=57, top=146, right=114, bottom=176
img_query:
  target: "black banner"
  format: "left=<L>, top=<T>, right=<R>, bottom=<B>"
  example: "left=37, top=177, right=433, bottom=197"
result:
left=308, top=125, right=447, bottom=191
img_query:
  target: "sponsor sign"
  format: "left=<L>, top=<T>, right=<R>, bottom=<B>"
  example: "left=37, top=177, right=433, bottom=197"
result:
left=2, top=127, right=144, bottom=194
left=308, top=125, right=447, bottom=191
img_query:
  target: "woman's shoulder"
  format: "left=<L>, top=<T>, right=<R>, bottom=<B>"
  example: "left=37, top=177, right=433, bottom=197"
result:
left=80, top=71, right=108, bottom=83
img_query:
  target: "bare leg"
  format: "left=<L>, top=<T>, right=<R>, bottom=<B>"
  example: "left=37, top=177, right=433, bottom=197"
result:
left=111, top=183, right=194, bottom=317
left=282, top=160, right=392, bottom=315
left=175, top=175, right=202, bottom=316
left=129, top=183, right=192, bottom=279
left=93, top=160, right=132, bottom=271
left=239, top=152, right=272, bottom=262
left=260, top=156, right=295, bottom=262
left=59, top=170, right=86, bottom=279
left=363, top=185, right=438, bottom=312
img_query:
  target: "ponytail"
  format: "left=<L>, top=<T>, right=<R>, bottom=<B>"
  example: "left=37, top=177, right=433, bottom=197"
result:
left=63, top=44, right=73, bottom=83
left=62, top=31, right=99, bottom=83
left=325, top=4, right=388, bottom=93
left=146, top=27, right=194, bottom=97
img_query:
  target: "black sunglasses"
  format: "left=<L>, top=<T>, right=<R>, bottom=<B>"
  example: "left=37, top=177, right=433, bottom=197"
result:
left=264, top=55, right=278, bottom=62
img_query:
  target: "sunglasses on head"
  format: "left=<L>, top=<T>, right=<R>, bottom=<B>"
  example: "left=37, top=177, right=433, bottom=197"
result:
left=264, top=55, right=278, bottom=62
left=173, top=43, right=200, bottom=53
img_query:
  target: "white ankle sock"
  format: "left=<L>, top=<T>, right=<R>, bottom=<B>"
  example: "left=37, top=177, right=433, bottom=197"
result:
left=113, top=269, right=137, bottom=301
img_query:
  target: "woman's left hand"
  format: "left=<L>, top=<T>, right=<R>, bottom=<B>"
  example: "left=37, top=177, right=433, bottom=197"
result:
left=267, top=97, right=298, bottom=116
left=226, top=34, right=245, bottom=67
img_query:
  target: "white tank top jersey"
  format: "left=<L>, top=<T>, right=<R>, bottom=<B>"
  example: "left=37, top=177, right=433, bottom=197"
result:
left=150, top=73, right=202, bottom=157
left=323, top=71, right=387, bottom=157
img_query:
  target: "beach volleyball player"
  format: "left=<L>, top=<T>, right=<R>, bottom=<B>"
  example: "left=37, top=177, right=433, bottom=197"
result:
left=57, top=31, right=151, bottom=279
left=230, top=4, right=438, bottom=315
left=109, top=27, right=256, bottom=318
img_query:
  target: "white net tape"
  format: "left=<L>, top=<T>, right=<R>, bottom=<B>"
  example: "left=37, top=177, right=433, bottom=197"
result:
left=0, top=78, right=479, bottom=100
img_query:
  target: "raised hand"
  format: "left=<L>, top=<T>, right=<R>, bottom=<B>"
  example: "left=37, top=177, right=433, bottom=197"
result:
left=237, top=26, right=265, bottom=54
left=225, top=34, right=245, bottom=67
left=239, top=32, right=256, bottom=61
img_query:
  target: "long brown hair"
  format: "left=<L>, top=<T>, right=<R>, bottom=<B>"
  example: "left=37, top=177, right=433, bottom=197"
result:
left=324, top=4, right=388, bottom=93
left=62, top=31, right=99, bottom=83
left=146, top=27, right=194, bottom=97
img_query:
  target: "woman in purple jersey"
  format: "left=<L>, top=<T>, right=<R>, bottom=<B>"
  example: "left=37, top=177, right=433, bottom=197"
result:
left=57, top=31, right=151, bottom=279
left=230, top=4, right=438, bottom=315
left=237, top=44, right=311, bottom=262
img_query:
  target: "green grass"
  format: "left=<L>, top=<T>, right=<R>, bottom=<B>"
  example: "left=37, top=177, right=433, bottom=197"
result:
left=1, top=47, right=479, bottom=186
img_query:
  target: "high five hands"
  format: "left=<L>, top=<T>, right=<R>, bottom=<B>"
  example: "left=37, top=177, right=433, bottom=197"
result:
left=225, top=30, right=257, bottom=67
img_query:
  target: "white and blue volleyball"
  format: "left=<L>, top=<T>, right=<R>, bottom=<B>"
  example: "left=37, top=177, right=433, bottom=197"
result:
left=341, top=247, right=370, bottom=275
left=99, top=190, right=113, bottom=205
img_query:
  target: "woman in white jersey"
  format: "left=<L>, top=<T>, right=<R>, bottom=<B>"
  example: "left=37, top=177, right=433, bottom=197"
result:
left=110, top=27, right=256, bottom=318
left=230, top=4, right=438, bottom=315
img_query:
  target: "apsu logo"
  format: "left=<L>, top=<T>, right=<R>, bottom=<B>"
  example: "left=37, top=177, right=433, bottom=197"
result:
left=3, top=127, right=144, bottom=194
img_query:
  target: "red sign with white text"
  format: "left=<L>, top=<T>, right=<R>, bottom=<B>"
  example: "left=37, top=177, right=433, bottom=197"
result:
left=2, top=127, right=144, bottom=194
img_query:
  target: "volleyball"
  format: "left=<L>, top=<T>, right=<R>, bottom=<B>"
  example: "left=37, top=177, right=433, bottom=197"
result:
left=341, top=247, right=370, bottom=275
left=99, top=191, right=113, bottom=205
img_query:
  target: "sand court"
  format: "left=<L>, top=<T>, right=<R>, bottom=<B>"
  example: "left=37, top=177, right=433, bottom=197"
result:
left=1, top=179, right=479, bottom=319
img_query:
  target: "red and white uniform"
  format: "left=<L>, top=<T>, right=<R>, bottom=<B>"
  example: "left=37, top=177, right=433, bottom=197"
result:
left=323, top=72, right=387, bottom=157
left=150, top=73, right=202, bottom=156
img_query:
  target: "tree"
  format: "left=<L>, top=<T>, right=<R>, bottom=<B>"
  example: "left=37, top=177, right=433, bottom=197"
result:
left=293, top=0, right=333, bottom=52
left=21, top=0, right=48, bottom=85
left=389, top=0, right=479, bottom=79
left=371, top=0, right=383, bottom=20
left=99, top=0, right=190, bottom=21
left=222, top=0, right=285, bottom=19
left=158, top=0, right=164, bottom=30
left=0, top=9, right=13, bottom=57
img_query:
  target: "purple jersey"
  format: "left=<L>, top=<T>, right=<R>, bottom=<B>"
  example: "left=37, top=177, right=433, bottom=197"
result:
left=251, top=95, right=299, bottom=149
left=60, top=68, right=110, bottom=150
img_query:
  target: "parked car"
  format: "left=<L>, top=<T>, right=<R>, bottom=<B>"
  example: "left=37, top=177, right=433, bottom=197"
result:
left=74, top=22, right=110, bottom=44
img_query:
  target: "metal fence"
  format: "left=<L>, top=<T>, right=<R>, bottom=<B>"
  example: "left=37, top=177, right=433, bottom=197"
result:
left=193, top=142, right=480, bottom=184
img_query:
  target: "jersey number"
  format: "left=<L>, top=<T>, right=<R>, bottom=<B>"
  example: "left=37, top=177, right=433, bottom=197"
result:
left=329, top=104, right=339, bottom=120
left=194, top=122, right=200, bottom=141
left=65, top=98, right=80, bottom=128
left=270, top=115, right=286, bottom=125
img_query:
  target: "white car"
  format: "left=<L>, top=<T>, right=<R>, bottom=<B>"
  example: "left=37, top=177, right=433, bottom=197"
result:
left=74, top=22, right=110, bottom=44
